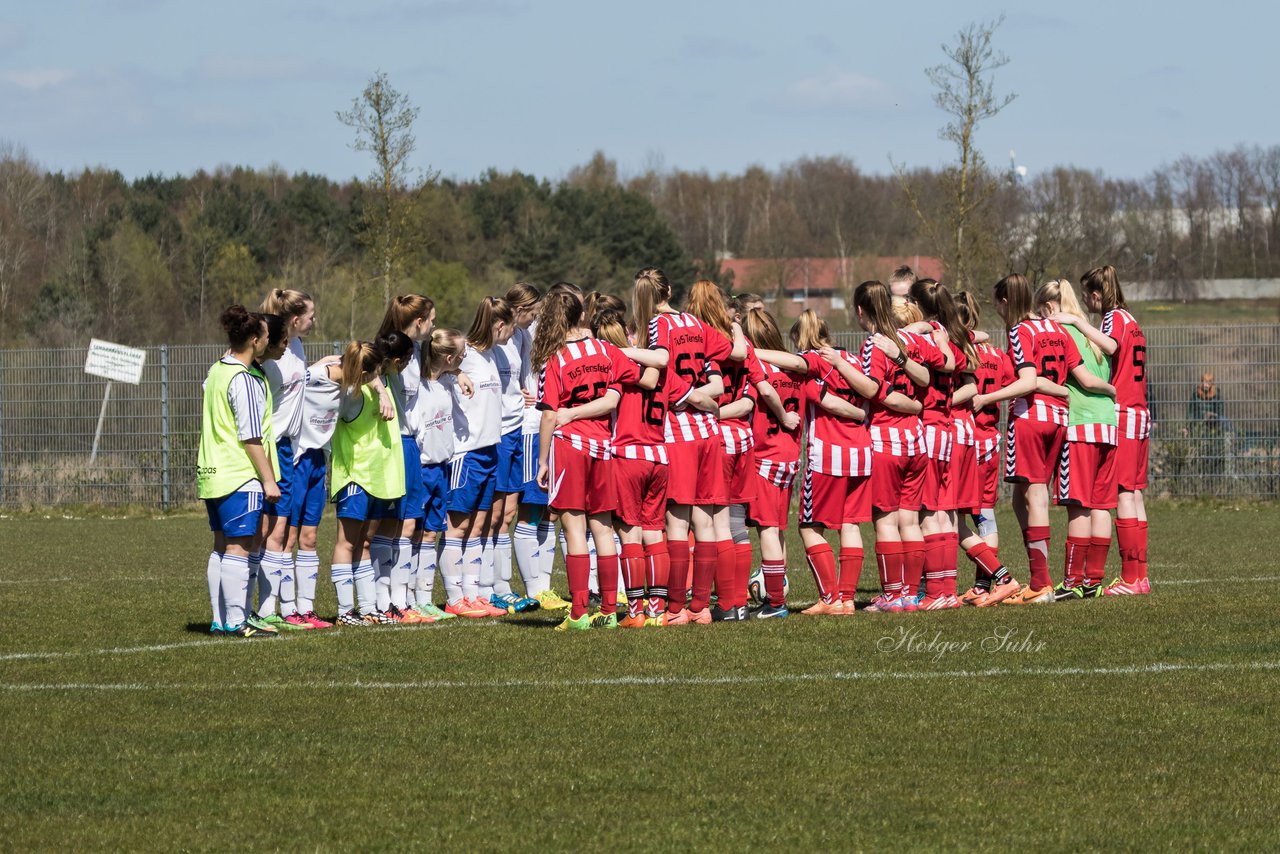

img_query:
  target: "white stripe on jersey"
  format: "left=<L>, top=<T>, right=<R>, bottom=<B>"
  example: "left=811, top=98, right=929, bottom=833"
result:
left=922, top=423, right=953, bottom=463
left=757, top=458, right=799, bottom=489
left=805, top=435, right=873, bottom=477
left=720, top=424, right=754, bottom=455
left=614, top=443, right=669, bottom=465
left=227, top=367, right=265, bottom=442
left=1011, top=397, right=1070, bottom=426
left=868, top=424, right=923, bottom=457
left=1117, top=405, right=1152, bottom=440
left=953, top=417, right=976, bottom=446
left=1066, top=422, right=1118, bottom=445
left=553, top=433, right=612, bottom=461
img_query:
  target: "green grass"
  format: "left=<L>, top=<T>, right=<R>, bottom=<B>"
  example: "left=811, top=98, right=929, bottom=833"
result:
left=3, top=504, right=1279, bottom=850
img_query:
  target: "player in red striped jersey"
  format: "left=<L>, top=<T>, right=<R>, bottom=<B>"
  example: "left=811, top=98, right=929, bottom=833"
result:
left=1066, top=266, right=1151, bottom=595
left=953, top=292, right=1022, bottom=606
left=741, top=308, right=813, bottom=618
left=533, top=289, right=627, bottom=631
left=972, top=274, right=1112, bottom=605
left=633, top=268, right=744, bottom=626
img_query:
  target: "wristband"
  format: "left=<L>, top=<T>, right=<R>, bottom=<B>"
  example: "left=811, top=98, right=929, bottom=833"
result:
left=892, top=353, right=907, bottom=367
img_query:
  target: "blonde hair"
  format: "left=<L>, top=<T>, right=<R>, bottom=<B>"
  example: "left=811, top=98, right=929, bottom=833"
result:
left=340, top=341, right=383, bottom=393
left=259, top=288, right=312, bottom=319
left=789, top=309, right=831, bottom=351
left=993, top=273, right=1035, bottom=324
left=1036, top=278, right=1102, bottom=361
left=591, top=308, right=630, bottom=349
left=743, top=307, right=785, bottom=352
left=378, top=294, right=435, bottom=340
left=891, top=295, right=923, bottom=326
left=427, top=328, right=466, bottom=379
left=685, top=279, right=732, bottom=337
left=632, top=267, right=672, bottom=332
left=465, top=296, right=514, bottom=351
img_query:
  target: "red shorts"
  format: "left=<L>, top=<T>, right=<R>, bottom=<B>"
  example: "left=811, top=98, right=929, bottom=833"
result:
left=979, top=452, right=1000, bottom=508
left=949, top=442, right=981, bottom=513
left=612, top=457, right=669, bottom=530
left=1055, top=440, right=1118, bottom=510
left=920, top=456, right=954, bottom=512
left=748, top=472, right=793, bottom=529
left=548, top=439, right=615, bottom=514
left=800, top=469, right=871, bottom=528
left=722, top=447, right=758, bottom=506
left=1004, top=418, right=1066, bottom=485
left=665, top=436, right=726, bottom=506
left=1115, top=434, right=1149, bottom=492
left=871, top=452, right=926, bottom=513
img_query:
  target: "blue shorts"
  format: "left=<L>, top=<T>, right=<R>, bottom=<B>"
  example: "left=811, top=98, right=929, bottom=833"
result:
left=520, top=432, right=548, bottom=506
left=333, top=482, right=397, bottom=521
left=421, top=461, right=450, bottom=532
left=205, top=491, right=266, bottom=539
left=263, top=438, right=294, bottom=517
left=289, top=447, right=328, bottom=527
left=396, top=436, right=427, bottom=522
left=448, top=444, right=498, bottom=514
left=495, top=428, right=524, bottom=494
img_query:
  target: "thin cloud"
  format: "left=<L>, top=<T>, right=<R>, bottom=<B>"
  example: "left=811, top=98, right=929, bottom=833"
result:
left=774, top=69, right=895, bottom=112
left=0, top=68, right=76, bottom=91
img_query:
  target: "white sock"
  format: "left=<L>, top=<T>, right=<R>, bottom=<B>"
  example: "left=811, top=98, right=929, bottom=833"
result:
left=441, top=537, right=465, bottom=604
left=586, top=532, right=599, bottom=595
left=478, top=535, right=495, bottom=599
left=353, top=559, right=376, bottom=615
left=493, top=533, right=514, bottom=597
left=391, top=537, right=413, bottom=610
left=246, top=549, right=263, bottom=615
left=416, top=540, right=439, bottom=607
left=279, top=553, right=297, bottom=616
left=462, top=538, right=482, bottom=601
left=514, top=523, right=541, bottom=596
left=408, top=541, right=421, bottom=602
left=332, top=563, right=354, bottom=613
left=296, top=550, right=320, bottom=614
left=221, top=554, right=250, bottom=628
left=260, top=551, right=286, bottom=616
left=207, top=551, right=224, bottom=627
left=370, top=535, right=394, bottom=613
left=537, top=520, right=556, bottom=591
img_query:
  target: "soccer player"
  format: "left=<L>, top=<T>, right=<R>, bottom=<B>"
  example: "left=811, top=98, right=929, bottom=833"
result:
left=1035, top=279, right=1119, bottom=600
left=1066, top=266, right=1151, bottom=595
left=199, top=305, right=282, bottom=637
left=329, top=336, right=409, bottom=625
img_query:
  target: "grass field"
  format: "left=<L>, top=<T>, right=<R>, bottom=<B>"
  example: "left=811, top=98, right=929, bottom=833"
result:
left=3, top=503, right=1279, bottom=850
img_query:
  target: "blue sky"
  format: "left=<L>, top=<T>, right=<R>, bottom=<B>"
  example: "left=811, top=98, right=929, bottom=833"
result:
left=0, top=0, right=1270, bottom=182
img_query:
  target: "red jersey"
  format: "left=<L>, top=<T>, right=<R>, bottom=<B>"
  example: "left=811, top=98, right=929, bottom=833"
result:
left=1101, top=308, right=1151, bottom=440
left=604, top=342, right=666, bottom=463
left=971, top=343, right=1013, bottom=437
left=1007, top=318, right=1082, bottom=425
left=751, top=357, right=817, bottom=486
left=859, top=332, right=940, bottom=456
left=800, top=350, right=871, bottom=477
left=716, top=338, right=764, bottom=454
left=648, top=311, right=732, bottom=442
left=537, top=337, right=627, bottom=459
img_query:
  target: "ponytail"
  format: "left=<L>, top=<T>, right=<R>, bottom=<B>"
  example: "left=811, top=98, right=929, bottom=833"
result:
left=465, top=296, right=514, bottom=351
left=377, top=293, right=435, bottom=340
left=532, top=290, right=583, bottom=370
left=259, top=288, right=312, bottom=320
left=789, top=308, right=831, bottom=352
left=854, top=281, right=908, bottom=351
left=632, top=266, right=671, bottom=331
left=685, top=279, right=732, bottom=337
left=340, top=341, right=382, bottom=393
left=910, top=278, right=975, bottom=366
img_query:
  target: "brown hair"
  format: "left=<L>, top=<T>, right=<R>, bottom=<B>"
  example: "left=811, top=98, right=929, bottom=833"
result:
left=378, top=293, right=435, bottom=340
left=743, top=307, right=786, bottom=353
left=889, top=265, right=916, bottom=288
left=220, top=304, right=265, bottom=350
left=910, top=278, right=976, bottom=366
left=584, top=292, right=625, bottom=330
left=465, top=296, right=514, bottom=351
left=259, top=288, right=312, bottom=320
left=789, top=308, right=831, bottom=351
left=955, top=291, right=981, bottom=329
left=632, top=266, right=672, bottom=331
left=427, top=328, right=466, bottom=379
left=505, top=282, right=542, bottom=311
left=1080, top=264, right=1127, bottom=312
left=591, top=308, right=630, bottom=349
left=685, top=279, right=733, bottom=337
left=993, top=273, right=1035, bottom=325
left=854, top=281, right=908, bottom=349
left=531, top=290, right=583, bottom=369
left=340, top=340, right=384, bottom=393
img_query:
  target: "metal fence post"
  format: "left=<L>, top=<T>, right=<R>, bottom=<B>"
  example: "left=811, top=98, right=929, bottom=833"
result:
left=161, top=345, right=170, bottom=511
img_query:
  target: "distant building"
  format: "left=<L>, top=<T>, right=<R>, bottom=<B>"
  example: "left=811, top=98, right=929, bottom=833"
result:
left=718, top=255, right=945, bottom=318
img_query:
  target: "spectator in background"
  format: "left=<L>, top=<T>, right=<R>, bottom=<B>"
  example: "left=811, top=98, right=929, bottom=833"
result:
left=1188, top=372, right=1226, bottom=431
left=889, top=265, right=916, bottom=298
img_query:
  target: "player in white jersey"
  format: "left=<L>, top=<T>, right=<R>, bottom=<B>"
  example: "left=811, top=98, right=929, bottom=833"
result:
left=439, top=297, right=510, bottom=618
left=480, top=283, right=543, bottom=613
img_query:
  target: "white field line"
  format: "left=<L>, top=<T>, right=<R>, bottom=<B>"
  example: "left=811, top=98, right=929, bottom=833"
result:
left=3, top=659, right=1279, bottom=693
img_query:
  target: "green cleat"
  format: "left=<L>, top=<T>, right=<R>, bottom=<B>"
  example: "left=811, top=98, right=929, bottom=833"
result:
left=245, top=613, right=280, bottom=634
left=415, top=602, right=455, bottom=621
left=554, top=613, right=592, bottom=632
left=536, top=589, right=571, bottom=610
left=589, top=612, right=618, bottom=630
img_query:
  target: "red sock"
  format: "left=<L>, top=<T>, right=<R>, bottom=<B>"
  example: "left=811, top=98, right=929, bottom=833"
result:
left=688, top=541, right=719, bottom=612
left=1086, top=536, right=1111, bottom=585
left=566, top=553, right=591, bottom=619
left=1063, top=536, right=1090, bottom=586
left=709, top=540, right=736, bottom=611
left=902, top=540, right=925, bottom=597
left=597, top=553, right=620, bottom=615
left=837, top=547, right=863, bottom=602
left=1115, top=518, right=1141, bottom=583
left=1023, top=525, right=1051, bottom=591
left=943, top=532, right=960, bottom=596
left=733, top=542, right=753, bottom=609
left=620, top=543, right=646, bottom=618
left=965, top=541, right=1002, bottom=578
left=921, top=534, right=947, bottom=598
left=804, top=542, right=838, bottom=603
left=1138, top=520, right=1149, bottom=580
left=666, top=537, right=690, bottom=612
left=875, top=540, right=904, bottom=597
left=761, top=559, right=787, bottom=605
left=644, top=540, right=670, bottom=616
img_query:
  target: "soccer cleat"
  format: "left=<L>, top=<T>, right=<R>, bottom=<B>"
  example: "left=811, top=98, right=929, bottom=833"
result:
left=663, top=608, right=692, bottom=626
left=618, top=614, right=648, bottom=628
left=917, top=594, right=952, bottom=611
left=362, top=610, right=395, bottom=625
left=445, top=599, right=489, bottom=618
left=686, top=607, right=712, bottom=625
left=1138, top=577, right=1152, bottom=594
left=535, top=589, right=571, bottom=610
left=1053, top=582, right=1084, bottom=602
left=1103, top=578, right=1144, bottom=596
left=864, top=594, right=895, bottom=613
left=801, top=599, right=843, bottom=616
left=280, top=613, right=314, bottom=630
left=1080, top=583, right=1104, bottom=599
left=977, top=579, right=1022, bottom=608
left=336, top=610, right=367, bottom=627
left=209, top=621, right=224, bottom=634
left=245, top=613, right=280, bottom=634
left=474, top=597, right=510, bottom=617
left=260, top=613, right=289, bottom=630
left=710, top=604, right=742, bottom=622
left=227, top=623, right=273, bottom=638
left=887, top=595, right=918, bottom=613
left=554, top=613, right=592, bottom=632
left=300, top=611, right=333, bottom=628
left=1004, top=585, right=1054, bottom=605
left=960, top=586, right=990, bottom=606
left=415, top=603, right=454, bottom=621
left=490, top=592, right=520, bottom=613
left=748, top=603, right=789, bottom=619
left=393, top=606, right=430, bottom=625
left=508, top=595, right=539, bottom=613
left=589, top=612, right=619, bottom=629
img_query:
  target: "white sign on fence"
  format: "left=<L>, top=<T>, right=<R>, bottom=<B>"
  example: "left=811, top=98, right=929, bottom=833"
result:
left=84, top=338, right=146, bottom=385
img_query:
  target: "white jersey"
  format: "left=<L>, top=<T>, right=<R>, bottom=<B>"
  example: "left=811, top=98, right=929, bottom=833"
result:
left=413, top=377, right=455, bottom=464
left=492, top=335, right=526, bottom=435
left=295, top=362, right=341, bottom=458
left=263, top=337, right=307, bottom=441
left=386, top=370, right=417, bottom=437
left=449, top=345, right=502, bottom=455
left=519, top=324, right=541, bottom=434
left=223, top=356, right=267, bottom=494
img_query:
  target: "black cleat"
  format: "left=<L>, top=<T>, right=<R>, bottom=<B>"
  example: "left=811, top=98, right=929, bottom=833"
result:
left=748, top=603, right=790, bottom=619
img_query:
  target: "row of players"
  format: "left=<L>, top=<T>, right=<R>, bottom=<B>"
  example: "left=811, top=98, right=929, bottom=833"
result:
left=197, top=264, right=1149, bottom=635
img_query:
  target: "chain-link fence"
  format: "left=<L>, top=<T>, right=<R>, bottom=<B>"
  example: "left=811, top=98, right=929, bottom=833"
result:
left=1, top=326, right=1277, bottom=507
